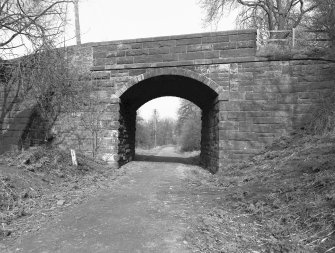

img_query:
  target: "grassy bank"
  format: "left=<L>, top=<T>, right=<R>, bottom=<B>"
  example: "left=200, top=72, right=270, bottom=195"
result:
left=187, top=133, right=335, bottom=253
left=0, top=147, right=121, bottom=242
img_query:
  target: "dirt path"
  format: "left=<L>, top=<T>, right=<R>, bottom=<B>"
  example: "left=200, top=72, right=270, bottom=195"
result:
left=3, top=147, right=217, bottom=253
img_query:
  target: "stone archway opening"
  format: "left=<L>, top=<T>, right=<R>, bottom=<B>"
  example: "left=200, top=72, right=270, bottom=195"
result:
left=134, top=96, right=201, bottom=164
left=118, top=73, right=220, bottom=172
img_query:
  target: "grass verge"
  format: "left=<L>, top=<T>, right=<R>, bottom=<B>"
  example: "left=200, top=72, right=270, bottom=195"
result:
left=0, top=146, right=121, bottom=243
left=186, top=133, right=335, bottom=253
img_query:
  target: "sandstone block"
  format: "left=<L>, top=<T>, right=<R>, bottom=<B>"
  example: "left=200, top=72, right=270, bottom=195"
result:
left=126, top=49, right=149, bottom=56
left=204, top=51, right=220, bottom=59
left=218, top=121, right=239, bottom=130
left=245, top=93, right=277, bottom=101
left=162, top=54, right=179, bottom=62
left=236, top=40, right=256, bottom=48
left=187, top=44, right=212, bottom=52
left=133, top=55, right=163, bottom=63
left=219, top=101, right=240, bottom=111
left=117, top=57, right=134, bottom=64
left=170, top=46, right=187, bottom=54
left=178, top=52, right=204, bottom=61
left=143, top=40, right=176, bottom=48
left=202, top=35, right=229, bottom=44
left=229, top=33, right=256, bottom=42
left=130, top=43, right=143, bottom=49
left=213, top=42, right=237, bottom=50
left=227, top=112, right=247, bottom=120
left=148, top=47, right=170, bottom=55
left=176, top=37, right=202, bottom=46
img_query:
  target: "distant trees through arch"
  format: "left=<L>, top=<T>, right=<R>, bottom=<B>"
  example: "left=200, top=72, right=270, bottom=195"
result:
left=135, top=98, right=201, bottom=153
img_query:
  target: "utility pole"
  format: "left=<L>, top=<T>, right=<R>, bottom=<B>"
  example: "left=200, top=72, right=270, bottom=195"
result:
left=74, top=0, right=81, bottom=45
left=153, top=109, right=158, bottom=147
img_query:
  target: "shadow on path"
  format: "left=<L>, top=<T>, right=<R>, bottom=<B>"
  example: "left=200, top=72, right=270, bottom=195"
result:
left=134, top=154, right=199, bottom=165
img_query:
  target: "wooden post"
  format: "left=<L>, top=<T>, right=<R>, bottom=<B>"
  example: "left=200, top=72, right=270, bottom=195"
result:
left=292, top=28, right=296, bottom=48
left=71, top=149, right=78, bottom=166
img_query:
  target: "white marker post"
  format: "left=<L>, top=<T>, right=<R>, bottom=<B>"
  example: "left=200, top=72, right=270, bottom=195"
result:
left=71, top=149, right=78, bottom=166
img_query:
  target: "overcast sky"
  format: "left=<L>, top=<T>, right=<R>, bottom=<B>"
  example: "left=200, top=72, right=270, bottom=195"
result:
left=66, top=0, right=237, bottom=120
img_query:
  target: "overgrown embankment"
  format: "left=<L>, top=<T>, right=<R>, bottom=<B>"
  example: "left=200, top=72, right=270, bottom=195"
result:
left=186, top=132, right=335, bottom=252
left=0, top=147, right=121, bottom=242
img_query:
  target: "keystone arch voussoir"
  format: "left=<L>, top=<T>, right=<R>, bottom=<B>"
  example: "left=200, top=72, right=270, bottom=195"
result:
left=116, top=67, right=221, bottom=98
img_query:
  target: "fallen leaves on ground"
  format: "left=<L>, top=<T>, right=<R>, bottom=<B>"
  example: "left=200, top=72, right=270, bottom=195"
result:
left=0, top=146, right=124, bottom=243
left=185, top=133, right=335, bottom=253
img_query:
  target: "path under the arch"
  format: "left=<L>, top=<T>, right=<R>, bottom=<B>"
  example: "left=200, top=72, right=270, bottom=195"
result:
left=5, top=146, right=223, bottom=253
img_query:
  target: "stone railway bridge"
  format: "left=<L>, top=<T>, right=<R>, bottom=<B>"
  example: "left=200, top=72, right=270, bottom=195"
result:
left=1, top=29, right=335, bottom=172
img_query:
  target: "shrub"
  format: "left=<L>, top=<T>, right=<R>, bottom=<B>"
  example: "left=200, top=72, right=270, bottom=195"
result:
left=306, top=93, right=335, bottom=135
left=256, top=43, right=298, bottom=60
left=179, top=118, right=201, bottom=152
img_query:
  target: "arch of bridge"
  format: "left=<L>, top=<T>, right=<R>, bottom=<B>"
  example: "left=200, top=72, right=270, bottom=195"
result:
left=115, top=67, right=222, bottom=99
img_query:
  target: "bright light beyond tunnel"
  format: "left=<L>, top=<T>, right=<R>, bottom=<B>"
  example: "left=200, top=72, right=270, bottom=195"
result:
left=137, top=97, right=181, bottom=121
left=135, top=97, right=201, bottom=156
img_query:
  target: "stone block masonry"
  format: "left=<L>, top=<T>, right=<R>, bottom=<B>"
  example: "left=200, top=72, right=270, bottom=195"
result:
left=91, top=29, right=257, bottom=71
left=1, top=30, right=334, bottom=173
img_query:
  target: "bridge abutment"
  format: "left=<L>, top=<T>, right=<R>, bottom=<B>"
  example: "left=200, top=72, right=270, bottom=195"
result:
left=117, top=102, right=136, bottom=165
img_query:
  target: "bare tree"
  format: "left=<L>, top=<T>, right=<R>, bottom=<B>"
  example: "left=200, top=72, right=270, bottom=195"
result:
left=0, top=0, right=79, bottom=151
left=200, top=0, right=318, bottom=33
left=78, top=104, right=105, bottom=158
left=27, top=49, right=75, bottom=139
left=307, top=0, right=335, bottom=48
left=176, top=99, right=201, bottom=151
left=0, top=0, right=72, bottom=58
left=176, top=99, right=201, bottom=135
left=72, top=80, right=106, bottom=158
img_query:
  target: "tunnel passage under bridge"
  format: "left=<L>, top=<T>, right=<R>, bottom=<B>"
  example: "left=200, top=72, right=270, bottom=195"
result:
left=115, top=70, right=220, bottom=172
